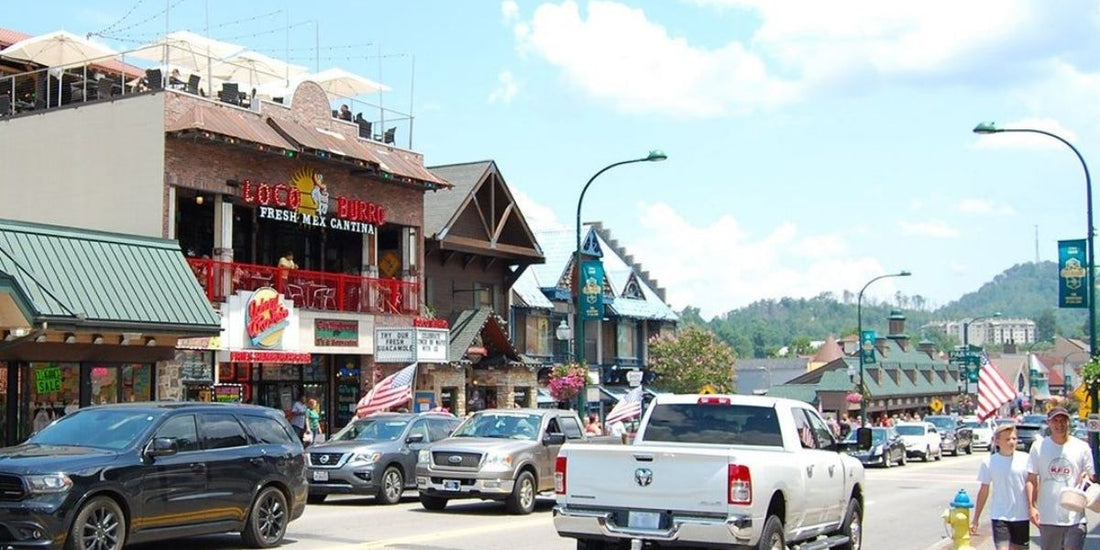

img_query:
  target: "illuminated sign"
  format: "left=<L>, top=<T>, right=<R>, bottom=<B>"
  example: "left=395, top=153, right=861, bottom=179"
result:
left=241, top=168, right=387, bottom=234
left=229, top=350, right=312, bottom=363
left=245, top=287, right=290, bottom=349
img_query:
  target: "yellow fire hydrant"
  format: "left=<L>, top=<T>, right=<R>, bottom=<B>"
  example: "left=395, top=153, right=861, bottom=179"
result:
left=942, top=489, right=975, bottom=550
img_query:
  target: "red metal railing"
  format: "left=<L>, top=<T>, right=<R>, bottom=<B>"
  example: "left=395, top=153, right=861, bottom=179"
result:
left=186, top=258, right=419, bottom=314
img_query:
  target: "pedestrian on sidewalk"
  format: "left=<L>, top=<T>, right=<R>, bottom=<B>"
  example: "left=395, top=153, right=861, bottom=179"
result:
left=970, top=423, right=1030, bottom=549
left=1026, top=406, right=1095, bottom=550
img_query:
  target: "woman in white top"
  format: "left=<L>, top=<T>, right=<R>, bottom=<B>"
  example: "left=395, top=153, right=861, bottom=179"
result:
left=971, top=423, right=1030, bottom=549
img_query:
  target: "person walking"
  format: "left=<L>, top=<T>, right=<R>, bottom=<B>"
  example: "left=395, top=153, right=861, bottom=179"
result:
left=1026, top=406, right=1095, bottom=550
left=970, top=423, right=1030, bottom=549
left=289, top=394, right=308, bottom=441
left=305, top=398, right=323, bottom=444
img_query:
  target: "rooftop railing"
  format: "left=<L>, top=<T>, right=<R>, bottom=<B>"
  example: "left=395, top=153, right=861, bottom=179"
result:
left=187, top=257, right=419, bottom=315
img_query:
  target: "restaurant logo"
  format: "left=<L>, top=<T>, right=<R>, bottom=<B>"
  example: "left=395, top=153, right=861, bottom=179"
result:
left=241, top=168, right=388, bottom=234
left=245, top=287, right=290, bottom=348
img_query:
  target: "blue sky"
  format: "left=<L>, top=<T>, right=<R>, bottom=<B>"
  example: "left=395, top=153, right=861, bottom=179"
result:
left=11, top=1, right=1100, bottom=320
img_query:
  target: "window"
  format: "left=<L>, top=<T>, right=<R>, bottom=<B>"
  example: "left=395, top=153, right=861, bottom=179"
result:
left=802, top=409, right=835, bottom=449
left=474, top=282, right=495, bottom=309
left=643, top=404, right=782, bottom=446
left=546, top=418, right=561, bottom=435
left=524, top=316, right=552, bottom=356
left=559, top=416, right=583, bottom=439
left=200, top=413, right=249, bottom=450
left=616, top=320, right=637, bottom=359
left=407, top=420, right=429, bottom=441
left=240, top=415, right=296, bottom=446
left=427, top=418, right=459, bottom=441
left=155, top=414, right=200, bottom=452
left=791, top=409, right=815, bottom=449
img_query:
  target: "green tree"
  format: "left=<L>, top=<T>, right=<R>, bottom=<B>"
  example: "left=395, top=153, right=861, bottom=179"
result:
left=788, top=336, right=814, bottom=356
left=647, top=326, right=737, bottom=393
left=1036, top=308, right=1056, bottom=342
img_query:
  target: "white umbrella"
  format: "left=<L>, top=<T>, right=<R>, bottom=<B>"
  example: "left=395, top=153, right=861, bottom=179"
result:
left=0, top=30, right=117, bottom=67
left=132, top=30, right=244, bottom=72
left=297, top=67, right=390, bottom=98
left=210, top=50, right=307, bottom=89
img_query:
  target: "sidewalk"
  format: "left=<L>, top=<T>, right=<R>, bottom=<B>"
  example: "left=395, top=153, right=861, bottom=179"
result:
left=925, top=509, right=1100, bottom=549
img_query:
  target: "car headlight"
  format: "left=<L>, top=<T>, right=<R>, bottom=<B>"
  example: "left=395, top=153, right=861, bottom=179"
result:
left=943, top=433, right=954, bottom=440
left=418, top=450, right=430, bottom=464
left=346, top=452, right=382, bottom=466
left=25, top=474, right=72, bottom=494
left=482, top=452, right=513, bottom=471
left=871, top=445, right=884, bottom=456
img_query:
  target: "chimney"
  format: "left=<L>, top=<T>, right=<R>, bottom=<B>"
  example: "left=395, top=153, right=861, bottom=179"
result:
left=886, top=309, right=910, bottom=351
left=875, top=337, right=889, bottom=359
left=917, top=337, right=936, bottom=358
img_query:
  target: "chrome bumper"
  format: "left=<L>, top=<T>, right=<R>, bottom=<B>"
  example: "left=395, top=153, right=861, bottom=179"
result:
left=416, top=475, right=515, bottom=497
left=553, top=505, right=754, bottom=546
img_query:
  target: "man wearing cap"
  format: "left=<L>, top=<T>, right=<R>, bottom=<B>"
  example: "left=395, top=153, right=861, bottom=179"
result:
left=971, top=423, right=1030, bottom=549
left=1026, top=406, right=1094, bottom=549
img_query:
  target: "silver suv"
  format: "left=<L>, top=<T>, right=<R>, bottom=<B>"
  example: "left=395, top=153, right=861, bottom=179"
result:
left=307, top=412, right=461, bottom=504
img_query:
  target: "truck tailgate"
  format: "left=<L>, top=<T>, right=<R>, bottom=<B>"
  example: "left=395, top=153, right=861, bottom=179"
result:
left=561, top=444, right=736, bottom=514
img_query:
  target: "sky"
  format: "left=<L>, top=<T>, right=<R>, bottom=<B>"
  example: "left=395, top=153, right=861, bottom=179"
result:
left=10, top=1, right=1100, bottom=320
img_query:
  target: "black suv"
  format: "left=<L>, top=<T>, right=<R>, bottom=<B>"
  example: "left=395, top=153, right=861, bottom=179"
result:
left=924, top=414, right=974, bottom=456
left=0, top=402, right=307, bottom=550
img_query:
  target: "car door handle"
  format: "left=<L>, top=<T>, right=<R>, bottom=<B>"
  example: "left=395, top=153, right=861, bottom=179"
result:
left=250, top=457, right=264, bottom=466
left=806, top=464, right=814, bottom=477
left=190, top=463, right=206, bottom=472
left=828, top=464, right=835, bottom=477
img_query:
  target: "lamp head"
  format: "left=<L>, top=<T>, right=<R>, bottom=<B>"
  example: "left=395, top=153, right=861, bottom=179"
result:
left=972, top=122, right=1001, bottom=134
left=898, top=270, right=912, bottom=277
left=645, top=150, right=668, bottom=162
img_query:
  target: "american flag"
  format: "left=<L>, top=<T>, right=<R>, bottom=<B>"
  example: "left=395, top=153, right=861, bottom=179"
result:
left=606, top=386, right=644, bottom=425
left=357, top=363, right=417, bottom=417
left=977, top=352, right=1016, bottom=422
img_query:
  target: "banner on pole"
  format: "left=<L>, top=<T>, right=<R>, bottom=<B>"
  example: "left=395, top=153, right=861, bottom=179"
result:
left=1058, top=239, right=1088, bottom=309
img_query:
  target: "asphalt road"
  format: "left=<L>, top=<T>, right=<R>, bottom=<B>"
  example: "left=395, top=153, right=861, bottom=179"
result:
left=128, top=451, right=993, bottom=550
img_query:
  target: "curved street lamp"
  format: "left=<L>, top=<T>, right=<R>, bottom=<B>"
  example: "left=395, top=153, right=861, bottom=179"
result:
left=857, top=270, right=912, bottom=426
left=972, top=121, right=1097, bottom=473
left=574, top=150, right=667, bottom=412
left=961, top=312, right=1001, bottom=395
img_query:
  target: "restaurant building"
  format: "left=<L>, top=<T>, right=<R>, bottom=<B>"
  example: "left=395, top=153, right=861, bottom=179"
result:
left=0, top=47, right=450, bottom=433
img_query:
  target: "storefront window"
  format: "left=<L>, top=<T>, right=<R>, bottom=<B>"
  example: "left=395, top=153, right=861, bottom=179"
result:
left=119, top=364, right=152, bottom=403
left=524, top=315, right=551, bottom=356
left=513, top=387, right=530, bottom=408
left=467, top=386, right=497, bottom=412
left=616, top=320, right=638, bottom=359
left=90, top=366, right=118, bottom=405
left=28, top=362, right=79, bottom=418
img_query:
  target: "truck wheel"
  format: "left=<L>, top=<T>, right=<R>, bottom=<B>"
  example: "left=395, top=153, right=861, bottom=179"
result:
left=757, top=515, right=785, bottom=550
left=419, top=495, right=448, bottom=511
left=66, top=496, right=126, bottom=550
left=506, top=471, right=537, bottom=515
left=241, top=486, right=288, bottom=548
left=377, top=466, right=404, bottom=505
left=835, top=498, right=862, bottom=550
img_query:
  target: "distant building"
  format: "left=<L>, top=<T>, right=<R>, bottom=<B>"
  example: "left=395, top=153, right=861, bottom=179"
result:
left=922, top=318, right=1035, bottom=346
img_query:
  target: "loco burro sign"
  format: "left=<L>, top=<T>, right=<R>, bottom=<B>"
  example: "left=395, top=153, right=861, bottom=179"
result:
left=374, top=326, right=451, bottom=363
left=242, top=167, right=386, bottom=234
left=1058, top=239, right=1089, bottom=309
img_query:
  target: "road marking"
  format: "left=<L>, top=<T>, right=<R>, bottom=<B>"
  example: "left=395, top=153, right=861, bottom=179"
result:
left=318, top=515, right=549, bottom=549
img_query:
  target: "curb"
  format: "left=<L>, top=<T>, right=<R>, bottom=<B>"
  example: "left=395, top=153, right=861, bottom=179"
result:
left=922, top=534, right=991, bottom=550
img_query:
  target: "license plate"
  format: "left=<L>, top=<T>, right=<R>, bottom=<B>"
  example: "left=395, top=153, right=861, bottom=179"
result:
left=443, top=479, right=460, bottom=491
left=628, top=511, right=660, bottom=529
left=312, top=471, right=329, bottom=482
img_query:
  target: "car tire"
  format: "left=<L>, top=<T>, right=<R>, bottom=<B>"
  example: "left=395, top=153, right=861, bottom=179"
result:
left=66, top=496, right=126, bottom=550
left=883, top=452, right=892, bottom=468
left=307, top=494, right=326, bottom=505
left=757, top=515, right=785, bottom=550
left=378, top=466, right=404, bottom=505
left=924, top=446, right=932, bottom=462
left=506, top=471, right=537, bottom=515
left=936, top=447, right=943, bottom=461
left=834, top=498, right=863, bottom=550
left=241, top=486, right=288, bottom=549
left=965, top=441, right=973, bottom=455
left=419, top=494, right=448, bottom=511
left=899, top=451, right=907, bottom=466
left=951, top=443, right=959, bottom=457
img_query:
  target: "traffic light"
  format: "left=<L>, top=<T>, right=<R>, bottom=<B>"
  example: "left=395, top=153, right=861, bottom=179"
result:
left=968, top=365, right=979, bottom=383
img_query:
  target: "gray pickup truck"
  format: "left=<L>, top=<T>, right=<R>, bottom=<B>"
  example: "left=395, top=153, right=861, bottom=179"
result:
left=415, top=408, right=586, bottom=514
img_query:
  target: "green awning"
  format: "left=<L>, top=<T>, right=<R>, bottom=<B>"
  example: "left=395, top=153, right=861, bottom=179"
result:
left=0, top=218, right=219, bottom=334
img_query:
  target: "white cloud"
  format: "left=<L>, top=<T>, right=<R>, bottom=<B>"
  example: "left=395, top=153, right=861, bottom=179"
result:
left=627, top=202, right=894, bottom=318
left=501, top=0, right=520, bottom=23
left=955, top=198, right=1016, bottom=216
left=972, top=117, right=1081, bottom=151
left=898, top=219, right=960, bottom=238
left=488, top=70, right=519, bottom=103
left=511, top=188, right=566, bottom=231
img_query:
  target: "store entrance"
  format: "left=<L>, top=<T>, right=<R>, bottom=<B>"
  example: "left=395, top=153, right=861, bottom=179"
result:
left=256, top=382, right=299, bottom=412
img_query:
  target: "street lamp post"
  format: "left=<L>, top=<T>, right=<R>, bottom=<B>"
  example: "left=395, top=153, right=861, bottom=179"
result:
left=857, top=271, right=912, bottom=427
left=972, top=121, right=1097, bottom=475
left=962, top=313, right=1001, bottom=395
left=574, top=150, right=667, bottom=413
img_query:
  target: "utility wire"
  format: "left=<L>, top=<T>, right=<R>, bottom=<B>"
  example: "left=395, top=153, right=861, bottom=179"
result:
left=91, top=0, right=147, bottom=37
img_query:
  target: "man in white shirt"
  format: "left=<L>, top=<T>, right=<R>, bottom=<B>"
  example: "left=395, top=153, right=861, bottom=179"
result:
left=290, top=395, right=308, bottom=440
left=1027, top=406, right=1094, bottom=550
left=971, top=423, right=1030, bottom=549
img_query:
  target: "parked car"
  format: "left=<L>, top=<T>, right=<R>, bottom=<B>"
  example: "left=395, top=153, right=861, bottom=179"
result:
left=924, top=415, right=973, bottom=456
left=0, top=402, right=307, bottom=550
left=306, top=411, right=462, bottom=504
left=1015, top=424, right=1046, bottom=452
left=416, top=408, right=586, bottom=514
left=1021, top=414, right=1048, bottom=427
left=962, top=417, right=996, bottom=449
left=895, top=422, right=942, bottom=461
left=843, top=426, right=907, bottom=467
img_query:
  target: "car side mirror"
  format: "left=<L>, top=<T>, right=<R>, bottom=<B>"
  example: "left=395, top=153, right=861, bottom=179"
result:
left=856, top=428, right=873, bottom=451
left=147, top=437, right=179, bottom=457
left=543, top=433, right=566, bottom=446
left=406, top=433, right=425, bottom=444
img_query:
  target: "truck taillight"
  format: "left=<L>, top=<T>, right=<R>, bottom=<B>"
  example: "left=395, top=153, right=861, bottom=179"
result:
left=555, top=456, right=567, bottom=494
left=698, top=396, right=730, bottom=405
left=728, top=464, right=751, bottom=505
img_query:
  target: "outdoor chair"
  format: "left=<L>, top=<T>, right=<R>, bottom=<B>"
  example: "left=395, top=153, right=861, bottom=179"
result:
left=0, top=95, right=10, bottom=116
left=145, top=68, right=163, bottom=90
left=219, top=82, right=240, bottom=105
left=95, top=78, right=114, bottom=100
left=382, top=127, right=396, bottom=144
left=355, top=114, right=372, bottom=139
left=186, top=74, right=200, bottom=94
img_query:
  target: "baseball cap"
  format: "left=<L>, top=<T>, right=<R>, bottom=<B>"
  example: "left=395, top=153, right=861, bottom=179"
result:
left=1048, top=407, right=1071, bottom=420
left=993, top=422, right=1016, bottom=438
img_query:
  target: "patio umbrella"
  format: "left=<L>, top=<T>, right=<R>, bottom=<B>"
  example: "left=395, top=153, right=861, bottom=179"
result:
left=297, top=68, right=390, bottom=98
left=0, top=30, right=117, bottom=67
left=132, top=30, right=244, bottom=72
left=210, top=50, right=307, bottom=90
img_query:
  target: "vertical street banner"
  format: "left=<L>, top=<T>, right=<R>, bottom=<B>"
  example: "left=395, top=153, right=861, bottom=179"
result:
left=1058, top=239, right=1088, bottom=309
left=860, top=330, right=877, bottom=364
left=580, top=260, right=605, bottom=321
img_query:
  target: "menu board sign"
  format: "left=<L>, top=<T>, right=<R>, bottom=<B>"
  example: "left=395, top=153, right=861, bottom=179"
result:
left=374, top=328, right=451, bottom=363
left=213, top=384, right=242, bottom=403
left=416, top=329, right=448, bottom=363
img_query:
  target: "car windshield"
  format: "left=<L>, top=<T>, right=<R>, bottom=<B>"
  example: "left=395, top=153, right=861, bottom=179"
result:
left=1022, top=415, right=1047, bottom=424
left=925, top=417, right=955, bottom=430
left=29, top=408, right=162, bottom=450
left=896, top=425, right=926, bottom=436
left=961, top=421, right=981, bottom=429
left=331, top=418, right=409, bottom=441
left=1017, top=426, right=1042, bottom=436
left=451, top=413, right=541, bottom=440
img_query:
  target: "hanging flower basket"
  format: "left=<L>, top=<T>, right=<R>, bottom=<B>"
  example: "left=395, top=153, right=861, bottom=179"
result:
left=845, top=392, right=863, bottom=404
left=548, top=363, right=587, bottom=402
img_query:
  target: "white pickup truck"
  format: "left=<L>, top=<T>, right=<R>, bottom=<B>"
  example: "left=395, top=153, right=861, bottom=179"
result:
left=553, top=394, right=867, bottom=550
